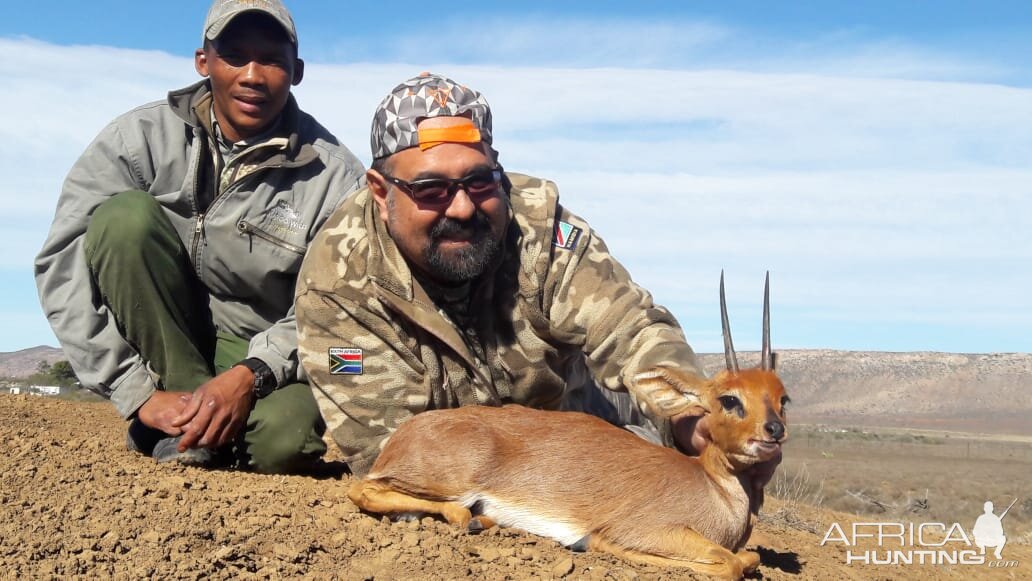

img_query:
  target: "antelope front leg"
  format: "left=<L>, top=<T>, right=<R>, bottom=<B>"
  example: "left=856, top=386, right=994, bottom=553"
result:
left=347, top=479, right=473, bottom=527
left=589, top=528, right=749, bottom=580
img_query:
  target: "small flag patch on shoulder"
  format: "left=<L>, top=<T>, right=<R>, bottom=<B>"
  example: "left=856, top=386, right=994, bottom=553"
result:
left=553, top=221, right=581, bottom=250
left=329, top=347, right=363, bottom=375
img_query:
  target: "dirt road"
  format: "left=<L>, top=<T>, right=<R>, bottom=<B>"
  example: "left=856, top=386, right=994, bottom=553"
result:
left=1, top=394, right=1028, bottom=579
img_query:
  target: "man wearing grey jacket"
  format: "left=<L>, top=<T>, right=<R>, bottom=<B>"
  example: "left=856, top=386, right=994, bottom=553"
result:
left=34, top=0, right=364, bottom=473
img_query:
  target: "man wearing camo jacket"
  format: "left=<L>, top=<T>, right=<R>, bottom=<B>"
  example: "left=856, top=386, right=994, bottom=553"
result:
left=295, top=73, right=750, bottom=479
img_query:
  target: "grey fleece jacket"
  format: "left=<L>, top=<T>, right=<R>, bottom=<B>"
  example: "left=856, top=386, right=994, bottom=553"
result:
left=34, top=80, right=365, bottom=419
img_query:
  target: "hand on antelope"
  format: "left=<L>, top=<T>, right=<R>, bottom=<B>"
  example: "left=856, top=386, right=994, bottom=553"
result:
left=347, top=273, right=787, bottom=580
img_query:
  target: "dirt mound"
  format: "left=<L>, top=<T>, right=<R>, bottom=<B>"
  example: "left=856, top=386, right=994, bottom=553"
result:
left=1, top=394, right=1028, bottom=579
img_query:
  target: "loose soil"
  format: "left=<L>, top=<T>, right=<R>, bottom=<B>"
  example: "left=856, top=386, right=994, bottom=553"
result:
left=1, top=394, right=1028, bottom=579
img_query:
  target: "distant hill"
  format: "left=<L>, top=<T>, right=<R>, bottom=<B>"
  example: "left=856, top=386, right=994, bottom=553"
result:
left=697, top=350, right=1032, bottom=436
left=0, top=345, right=64, bottom=379
left=4, top=346, right=1030, bottom=435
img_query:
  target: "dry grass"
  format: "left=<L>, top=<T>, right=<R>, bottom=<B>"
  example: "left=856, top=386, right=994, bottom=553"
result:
left=763, top=463, right=826, bottom=534
left=777, top=425, right=1032, bottom=534
left=770, top=462, right=826, bottom=508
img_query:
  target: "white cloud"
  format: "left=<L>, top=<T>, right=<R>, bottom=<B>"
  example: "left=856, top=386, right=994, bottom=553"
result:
left=313, top=17, right=1017, bottom=85
left=0, top=38, right=195, bottom=153
left=318, top=18, right=734, bottom=69
left=2, top=32, right=1030, bottom=352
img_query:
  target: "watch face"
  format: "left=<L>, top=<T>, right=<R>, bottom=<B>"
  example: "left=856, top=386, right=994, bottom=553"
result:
left=253, top=368, right=275, bottom=398
left=240, top=360, right=275, bottom=398
left=255, top=382, right=276, bottom=398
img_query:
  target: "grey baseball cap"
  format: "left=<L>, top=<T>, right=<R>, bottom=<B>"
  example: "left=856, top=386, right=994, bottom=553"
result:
left=371, top=72, right=494, bottom=160
left=203, top=0, right=297, bottom=46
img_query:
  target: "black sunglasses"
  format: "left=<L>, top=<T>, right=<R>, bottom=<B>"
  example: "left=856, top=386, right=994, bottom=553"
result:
left=382, top=169, right=502, bottom=207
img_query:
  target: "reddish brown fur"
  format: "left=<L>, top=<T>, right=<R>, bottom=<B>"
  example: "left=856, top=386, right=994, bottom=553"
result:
left=348, top=366, right=788, bottom=580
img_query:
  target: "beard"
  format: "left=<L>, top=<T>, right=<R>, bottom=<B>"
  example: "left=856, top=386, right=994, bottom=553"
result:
left=386, top=192, right=505, bottom=284
left=423, top=211, right=503, bottom=283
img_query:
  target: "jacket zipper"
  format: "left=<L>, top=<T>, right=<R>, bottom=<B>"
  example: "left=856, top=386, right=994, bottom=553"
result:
left=189, top=128, right=296, bottom=277
left=188, top=130, right=208, bottom=277
left=191, top=214, right=206, bottom=264
left=192, top=159, right=274, bottom=267
left=237, top=221, right=306, bottom=255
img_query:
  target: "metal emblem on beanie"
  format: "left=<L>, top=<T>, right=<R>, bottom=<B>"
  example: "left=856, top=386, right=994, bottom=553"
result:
left=370, top=72, right=493, bottom=159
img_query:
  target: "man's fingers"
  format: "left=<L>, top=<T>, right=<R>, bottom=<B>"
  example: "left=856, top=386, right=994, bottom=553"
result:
left=198, top=413, right=226, bottom=449
left=214, top=418, right=242, bottom=448
left=171, top=394, right=204, bottom=427
left=177, top=401, right=216, bottom=451
left=155, top=415, right=185, bottom=437
left=690, top=429, right=709, bottom=455
left=694, top=414, right=712, bottom=439
left=177, top=427, right=197, bottom=452
left=164, top=425, right=185, bottom=437
left=138, top=391, right=194, bottom=434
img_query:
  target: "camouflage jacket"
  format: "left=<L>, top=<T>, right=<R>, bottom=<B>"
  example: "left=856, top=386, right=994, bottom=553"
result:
left=296, top=173, right=700, bottom=475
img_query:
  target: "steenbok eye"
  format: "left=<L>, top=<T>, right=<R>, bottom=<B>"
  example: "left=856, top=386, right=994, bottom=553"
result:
left=718, top=395, right=741, bottom=412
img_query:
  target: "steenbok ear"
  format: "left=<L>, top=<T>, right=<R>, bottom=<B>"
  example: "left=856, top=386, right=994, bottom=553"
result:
left=631, top=367, right=708, bottom=418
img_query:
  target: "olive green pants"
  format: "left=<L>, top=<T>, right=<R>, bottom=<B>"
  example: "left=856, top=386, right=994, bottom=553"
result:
left=83, top=190, right=326, bottom=473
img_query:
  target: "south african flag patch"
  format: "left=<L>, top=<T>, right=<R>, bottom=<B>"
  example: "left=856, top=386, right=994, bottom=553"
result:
left=553, top=220, right=581, bottom=250
left=329, top=347, right=363, bottom=375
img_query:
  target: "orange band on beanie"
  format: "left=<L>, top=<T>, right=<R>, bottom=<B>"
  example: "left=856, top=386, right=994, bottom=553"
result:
left=417, top=122, right=482, bottom=151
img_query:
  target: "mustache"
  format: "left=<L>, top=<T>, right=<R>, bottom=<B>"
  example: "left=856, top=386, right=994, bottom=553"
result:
left=429, top=212, right=491, bottom=241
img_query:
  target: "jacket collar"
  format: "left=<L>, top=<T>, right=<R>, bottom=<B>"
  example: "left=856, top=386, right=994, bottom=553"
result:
left=362, top=192, right=502, bottom=387
left=166, top=80, right=318, bottom=168
left=366, top=194, right=415, bottom=302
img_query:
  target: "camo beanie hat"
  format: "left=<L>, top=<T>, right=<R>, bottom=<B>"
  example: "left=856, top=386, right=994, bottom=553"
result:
left=370, top=72, right=494, bottom=160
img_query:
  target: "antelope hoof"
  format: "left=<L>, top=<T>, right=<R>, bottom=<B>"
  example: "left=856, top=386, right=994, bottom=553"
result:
left=467, top=515, right=497, bottom=533
left=569, top=535, right=591, bottom=553
left=441, top=504, right=473, bottom=528
left=738, top=549, right=761, bottom=573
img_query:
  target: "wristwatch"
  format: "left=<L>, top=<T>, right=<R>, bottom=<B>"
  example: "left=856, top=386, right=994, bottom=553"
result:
left=236, top=357, right=277, bottom=398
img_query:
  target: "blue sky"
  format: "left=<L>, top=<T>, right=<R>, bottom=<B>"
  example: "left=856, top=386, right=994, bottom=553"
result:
left=2, top=1, right=1031, bottom=354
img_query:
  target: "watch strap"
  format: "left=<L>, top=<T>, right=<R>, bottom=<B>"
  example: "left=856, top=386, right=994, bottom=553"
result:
left=236, top=357, right=277, bottom=398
